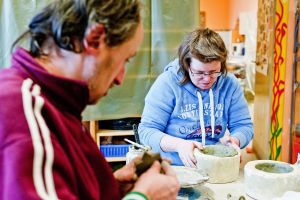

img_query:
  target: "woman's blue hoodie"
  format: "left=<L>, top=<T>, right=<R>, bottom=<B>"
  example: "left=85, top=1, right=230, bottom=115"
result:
left=139, top=59, right=253, bottom=165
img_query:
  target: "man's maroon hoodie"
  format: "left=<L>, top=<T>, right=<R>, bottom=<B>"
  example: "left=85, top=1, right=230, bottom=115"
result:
left=0, top=48, right=121, bottom=199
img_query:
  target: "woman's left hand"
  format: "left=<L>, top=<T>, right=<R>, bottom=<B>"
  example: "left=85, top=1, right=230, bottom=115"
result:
left=220, top=135, right=240, bottom=148
left=220, top=135, right=242, bottom=162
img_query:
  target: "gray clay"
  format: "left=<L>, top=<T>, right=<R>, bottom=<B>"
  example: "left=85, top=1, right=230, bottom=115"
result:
left=255, top=162, right=294, bottom=173
left=202, top=145, right=238, bottom=157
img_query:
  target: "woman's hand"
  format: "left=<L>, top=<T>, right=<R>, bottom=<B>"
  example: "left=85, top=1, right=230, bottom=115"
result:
left=176, top=140, right=203, bottom=168
left=219, top=135, right=242, bottom=162
left=219, top=135, right=240, bottom=149
left=160, top=135, right=203, bottom=168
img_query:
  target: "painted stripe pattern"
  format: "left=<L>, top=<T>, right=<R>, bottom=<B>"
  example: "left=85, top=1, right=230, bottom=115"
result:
left=21, top=78, right=58, bottom=200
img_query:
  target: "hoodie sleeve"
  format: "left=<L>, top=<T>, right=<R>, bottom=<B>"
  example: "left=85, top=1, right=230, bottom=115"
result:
left=227, top=77, right=254, bottom=148
left=139, top=72, right=175, bottom=153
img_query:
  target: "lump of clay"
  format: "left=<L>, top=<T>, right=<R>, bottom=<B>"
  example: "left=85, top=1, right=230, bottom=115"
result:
left=194, top=144, right=240, bottom=183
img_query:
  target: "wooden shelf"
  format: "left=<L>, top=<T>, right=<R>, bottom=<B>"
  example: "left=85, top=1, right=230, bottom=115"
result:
left=87, top=120, right=137, bottom=162
left=106, top=157, right=127, bottom=162
left=96, top=129, right=133, bottom=137
left=96, top=129, right=133, bottom=148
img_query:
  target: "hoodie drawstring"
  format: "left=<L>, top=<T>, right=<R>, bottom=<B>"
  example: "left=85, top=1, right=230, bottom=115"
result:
left=196, top=89, right=215, bottom=146
left=209, top=89, right=215, bottom=138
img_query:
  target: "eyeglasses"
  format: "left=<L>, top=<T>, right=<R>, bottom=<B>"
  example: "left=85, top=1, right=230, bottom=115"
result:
left=189, top=68, right=222, bottom=78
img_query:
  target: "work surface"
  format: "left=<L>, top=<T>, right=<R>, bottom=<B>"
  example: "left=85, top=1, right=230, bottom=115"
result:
left=177, top=169, right=252, bottom=200
left=177, top=149, right=257, bottom=200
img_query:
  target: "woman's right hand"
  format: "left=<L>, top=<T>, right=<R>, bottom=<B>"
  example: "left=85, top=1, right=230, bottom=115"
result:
left=131, top=160, right=180, bottom=200
left=176, top=140, right=203, bottom=168
left=160, top=135, right=203, bottom=168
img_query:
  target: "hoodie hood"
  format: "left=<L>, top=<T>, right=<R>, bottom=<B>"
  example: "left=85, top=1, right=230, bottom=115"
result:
left=11, top=48, right=89, bottom=117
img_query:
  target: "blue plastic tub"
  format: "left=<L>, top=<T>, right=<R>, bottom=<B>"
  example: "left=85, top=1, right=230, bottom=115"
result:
left=100, top=144, right=131, bottom=157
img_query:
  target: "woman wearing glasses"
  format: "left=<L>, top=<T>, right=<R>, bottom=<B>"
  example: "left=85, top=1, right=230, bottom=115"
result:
left=139, top=28, right=253, bottom=167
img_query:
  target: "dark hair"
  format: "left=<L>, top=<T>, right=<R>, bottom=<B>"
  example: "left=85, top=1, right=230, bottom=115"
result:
left=178, top=28, right=228, bottom=84
left=12, top=0, right=142, bottom=57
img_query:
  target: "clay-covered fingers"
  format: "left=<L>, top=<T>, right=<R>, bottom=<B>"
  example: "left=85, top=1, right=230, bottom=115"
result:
left=146, top=160, right=161, bottom=173
left=177, top=140, right=200, bottom=168
left=148, top=161, right=180, bottom=200
left=161, top=157, right=172, bottom=164
left=187, top=151, right=197, bottom=168
left=220, top=135, right=240, bottom=148
left=226, top=136, right=240, bottom=147
left=114, top=162, right=138, bottom=196
left=179, top=151, right=197, bottom=168
left=219, top=134, right=230, bottom=145
left=193, top=141, right=203, bottom=150
left=224, top=137, right=242, bottom=163
left=114, top=161, right=137, bottom=182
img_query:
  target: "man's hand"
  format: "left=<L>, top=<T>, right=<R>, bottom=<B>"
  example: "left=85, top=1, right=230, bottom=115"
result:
left=114, top=161, right=137, bottom=196
left=131, top=160, right=180, bottom=200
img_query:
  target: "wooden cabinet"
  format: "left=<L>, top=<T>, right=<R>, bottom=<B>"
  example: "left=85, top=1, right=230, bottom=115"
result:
left=86, top=120, right=134, bottom=162
left=97, top=129, right=133, bottom=162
